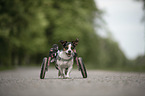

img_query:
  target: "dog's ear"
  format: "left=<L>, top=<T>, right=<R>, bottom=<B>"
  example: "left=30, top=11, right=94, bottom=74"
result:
left=72, top=38, right=79, bottom=47
left=60, top=40, right=67, bottom=47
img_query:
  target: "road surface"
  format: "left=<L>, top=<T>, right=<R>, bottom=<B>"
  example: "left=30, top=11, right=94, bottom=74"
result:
left=0, top=67, right=145, bottom=96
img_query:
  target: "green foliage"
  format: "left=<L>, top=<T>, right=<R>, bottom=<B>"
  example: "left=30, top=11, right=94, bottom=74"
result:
left=0, top=0, right=144, bottom=71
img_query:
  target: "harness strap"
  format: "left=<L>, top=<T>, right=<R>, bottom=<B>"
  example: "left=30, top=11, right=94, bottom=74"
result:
left=57, top=55, right=73, bottom=61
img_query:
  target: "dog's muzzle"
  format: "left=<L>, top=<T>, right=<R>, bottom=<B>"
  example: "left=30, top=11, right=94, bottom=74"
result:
left=66, top=50, right=72, bottom=57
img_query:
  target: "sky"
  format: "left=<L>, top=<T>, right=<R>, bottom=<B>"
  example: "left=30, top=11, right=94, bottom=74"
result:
left=95, top=0, right=145, bottom=59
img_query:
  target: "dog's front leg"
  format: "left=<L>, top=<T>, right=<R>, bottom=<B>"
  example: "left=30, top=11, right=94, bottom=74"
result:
left=66, top=66, right=72, bottom=78
left=58, top=67, right=65, bottom=78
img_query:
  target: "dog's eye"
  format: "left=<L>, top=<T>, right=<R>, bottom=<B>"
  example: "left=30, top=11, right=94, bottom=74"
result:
left=71, top=46, right=74, bottom=50
left=65, top=46, right=68, bottom=49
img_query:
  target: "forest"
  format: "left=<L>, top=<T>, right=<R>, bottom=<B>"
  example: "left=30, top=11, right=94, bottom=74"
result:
left=0, top=0, right=145, bottom=71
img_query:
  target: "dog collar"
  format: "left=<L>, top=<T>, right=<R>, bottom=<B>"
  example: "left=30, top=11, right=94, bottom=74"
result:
left=57, top=55, right=73, bottom=61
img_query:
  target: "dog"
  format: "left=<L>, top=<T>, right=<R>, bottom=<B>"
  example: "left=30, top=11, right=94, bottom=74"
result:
left=56, top=39, right=79, bottom=78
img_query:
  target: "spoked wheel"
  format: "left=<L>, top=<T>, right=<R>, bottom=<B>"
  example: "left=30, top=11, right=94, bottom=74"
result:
left=40, top=57, right=47, bottom=79
left=78, top=57, right=87, bottom=78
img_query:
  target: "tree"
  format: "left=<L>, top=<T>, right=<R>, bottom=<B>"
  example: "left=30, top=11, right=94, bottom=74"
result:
left=0, top=0, right=130, bottom=71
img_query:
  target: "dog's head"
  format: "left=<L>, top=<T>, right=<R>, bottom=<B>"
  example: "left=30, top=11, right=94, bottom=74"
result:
left=60, top=38, right=79, bottom=57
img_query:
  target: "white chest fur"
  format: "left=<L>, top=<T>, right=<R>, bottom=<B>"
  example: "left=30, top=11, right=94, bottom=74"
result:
left=56, top=51, right=73, bottom=68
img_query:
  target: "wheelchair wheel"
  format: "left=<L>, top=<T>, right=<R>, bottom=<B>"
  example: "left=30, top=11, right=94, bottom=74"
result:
left=78, top=57, right=87, bottom=78
left=40, top=57, right=47, bottom=79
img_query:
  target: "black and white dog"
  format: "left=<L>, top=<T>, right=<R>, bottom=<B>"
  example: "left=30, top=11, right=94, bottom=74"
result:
left=56, top=39, right=79, bottom=78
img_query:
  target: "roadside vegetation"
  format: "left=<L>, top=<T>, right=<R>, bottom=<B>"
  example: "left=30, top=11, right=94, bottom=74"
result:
left=0, top=0, right=144, bottom=71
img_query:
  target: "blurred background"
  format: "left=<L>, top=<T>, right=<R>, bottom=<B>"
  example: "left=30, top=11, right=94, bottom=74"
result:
left=0, top=0, right=145, bottom=71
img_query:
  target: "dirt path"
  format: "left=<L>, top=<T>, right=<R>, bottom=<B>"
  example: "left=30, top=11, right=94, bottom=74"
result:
left=0, top=67, right=145, bottom=96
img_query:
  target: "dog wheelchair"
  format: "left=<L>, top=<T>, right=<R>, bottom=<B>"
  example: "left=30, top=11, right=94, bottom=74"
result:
left=40, top=55, right=87, bottom=79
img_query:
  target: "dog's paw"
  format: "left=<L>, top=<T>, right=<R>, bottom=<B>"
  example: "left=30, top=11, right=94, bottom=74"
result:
left=65, top=75, right=70, bottom=79
left=58, top=76, right=61, bottom=79
left=63, top=77, right=67, bottom=79
left=66, top=77, right=71, bottom=79
left=62, top=75, right=67, bottom=79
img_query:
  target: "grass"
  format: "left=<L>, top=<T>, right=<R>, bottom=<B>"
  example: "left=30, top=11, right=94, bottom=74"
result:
left=0, top=66, right=15, bottom=71
left=1, top=63, right=145, bottom=72
left=86, top=64, right=145, bottom=72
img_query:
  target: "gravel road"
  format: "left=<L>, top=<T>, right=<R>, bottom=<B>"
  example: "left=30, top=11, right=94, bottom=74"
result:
left=0, top=67, right=145, bottom=96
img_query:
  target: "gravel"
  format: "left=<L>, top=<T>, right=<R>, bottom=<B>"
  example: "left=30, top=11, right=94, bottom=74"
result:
left=0, top=67, right=145, bottom=96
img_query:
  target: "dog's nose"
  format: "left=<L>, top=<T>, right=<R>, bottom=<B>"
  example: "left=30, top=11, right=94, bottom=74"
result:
left=68, top=50, right=71, bottom=53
